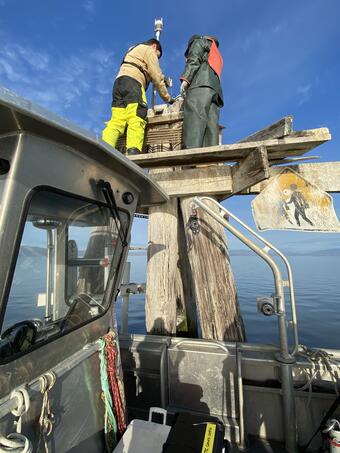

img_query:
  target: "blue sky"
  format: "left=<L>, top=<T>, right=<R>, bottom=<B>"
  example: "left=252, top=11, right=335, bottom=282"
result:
left=1, top=0, right=340, bottom=253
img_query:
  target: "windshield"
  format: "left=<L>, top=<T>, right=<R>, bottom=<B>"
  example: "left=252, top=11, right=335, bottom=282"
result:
left=0, top=189, right=128, bottom=361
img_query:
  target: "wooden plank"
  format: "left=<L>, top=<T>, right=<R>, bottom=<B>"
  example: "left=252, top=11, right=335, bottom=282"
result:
left=150, top=160, right=340, bottom=199
left=238, top=115, right=293, bottom=143
left=128, top=128, right=331, bottom=168
left=231, top=146, right=269, bottom=195
left=179, top=198, right=245, bottom=342
left=151, top=166, right=233, bottom=197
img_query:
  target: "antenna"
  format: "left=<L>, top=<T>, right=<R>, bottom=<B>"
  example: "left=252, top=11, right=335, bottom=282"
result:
left=151, top=18, right=164, bottom=109
left=154, top=18, right=163, bottom=41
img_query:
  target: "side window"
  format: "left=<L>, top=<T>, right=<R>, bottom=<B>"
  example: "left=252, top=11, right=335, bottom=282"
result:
left=0, top=190, right=128, bottom=361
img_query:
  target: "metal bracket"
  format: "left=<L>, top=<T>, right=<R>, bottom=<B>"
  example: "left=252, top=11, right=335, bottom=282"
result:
left=257, top=295, right=278, bottom=316
left=188, top=207, right=200, bottom=234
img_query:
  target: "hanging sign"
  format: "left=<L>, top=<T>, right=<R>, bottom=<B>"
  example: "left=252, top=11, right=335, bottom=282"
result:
left=252, top=168, right=340, bottom=232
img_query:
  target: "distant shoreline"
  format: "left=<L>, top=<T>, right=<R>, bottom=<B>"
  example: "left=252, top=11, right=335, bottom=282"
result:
left=20, top=245, right=340, bottom=258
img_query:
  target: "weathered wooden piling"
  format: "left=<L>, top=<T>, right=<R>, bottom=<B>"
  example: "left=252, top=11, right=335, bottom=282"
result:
left=180, top=197, right=245, bottom=341
left=130, top=112, right=331, bottom=342
left=145, top=195, right=179, bottom=335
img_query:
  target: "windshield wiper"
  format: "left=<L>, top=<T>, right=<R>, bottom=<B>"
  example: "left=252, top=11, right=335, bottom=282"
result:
left=97, top=180, right=128, bottom=247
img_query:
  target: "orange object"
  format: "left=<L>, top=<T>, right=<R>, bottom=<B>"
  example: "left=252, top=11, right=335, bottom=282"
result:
left=207, top=39, right=223, bottom=79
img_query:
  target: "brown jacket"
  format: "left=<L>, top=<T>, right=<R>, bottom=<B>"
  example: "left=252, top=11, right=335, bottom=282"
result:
left=117, top=44, right=171, bottom=102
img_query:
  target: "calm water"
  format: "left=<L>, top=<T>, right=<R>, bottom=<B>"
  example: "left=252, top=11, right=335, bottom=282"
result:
left=6, top=254, right=340, bottom=349
left=116, top=255, right=340, bottom=349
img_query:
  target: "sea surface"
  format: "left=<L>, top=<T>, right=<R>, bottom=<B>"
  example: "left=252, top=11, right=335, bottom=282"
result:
left=115, top=255, right=340, bottom=349
left=5, top=252, right=340, bottom=350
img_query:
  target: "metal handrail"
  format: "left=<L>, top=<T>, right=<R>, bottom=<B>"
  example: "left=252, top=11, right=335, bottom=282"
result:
left=173, top=338, right=230, bottom=354
left=193, top=196, right=297, bottom=452
left=194, top=196, right=299, bottom=357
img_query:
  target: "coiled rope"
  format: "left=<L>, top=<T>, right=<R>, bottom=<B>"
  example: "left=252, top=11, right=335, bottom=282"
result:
left=98, top=337, right=117, bottom=451
left=296, top=345, right=340, bottom=407
left=98, top=332, right=127, bottom=452
left=105, top=336, right=126, bottom=435
left=0, top=387, right=33, bottom=453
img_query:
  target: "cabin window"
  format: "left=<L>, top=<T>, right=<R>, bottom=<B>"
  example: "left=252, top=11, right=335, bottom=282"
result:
left=0, top=189, right=128, bottom=361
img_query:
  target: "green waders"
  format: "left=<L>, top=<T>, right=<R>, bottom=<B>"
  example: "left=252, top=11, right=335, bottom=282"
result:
left=183, top=87, right=220, bottom=149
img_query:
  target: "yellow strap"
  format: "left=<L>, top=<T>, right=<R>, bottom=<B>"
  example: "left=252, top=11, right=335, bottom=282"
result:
left=201, top=423, right=216, bottom=453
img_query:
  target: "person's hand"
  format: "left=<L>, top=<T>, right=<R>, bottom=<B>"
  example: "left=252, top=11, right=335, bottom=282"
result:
left=180, top=80, right=189, bottom=96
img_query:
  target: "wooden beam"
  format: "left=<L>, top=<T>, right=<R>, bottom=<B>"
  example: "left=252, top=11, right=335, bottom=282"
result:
left=151, top=165, right=233, bottom=197
left=238, top=115, right=293, bottom=143
left=154, top=160, right=340, bottom=199
left=246, top=162, right=340, bottom=194
left=129, top=128, right=331, bottom=168
left=231, top=145, right=269, bottom=195
left=150, top=159, right=340, bottom=199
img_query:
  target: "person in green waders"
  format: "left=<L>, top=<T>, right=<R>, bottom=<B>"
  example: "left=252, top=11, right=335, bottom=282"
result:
left=180, top=35, right=223, bottom=149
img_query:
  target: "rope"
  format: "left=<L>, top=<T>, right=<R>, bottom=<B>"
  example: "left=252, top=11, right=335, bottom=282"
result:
left=0, top=388, right=33, bottom=453
left=97, top=332, right=127, bottom=451
left=323, top=419, right=340, bottom=434
left=98, top=338, right=117, bottom=451
left=37, top=372, right=56, bottom=453
left=296, top=345, right=340, bottom=407
left=104, top=335, right=127, bottom=435
left=0, top=433, right=33, bottom=453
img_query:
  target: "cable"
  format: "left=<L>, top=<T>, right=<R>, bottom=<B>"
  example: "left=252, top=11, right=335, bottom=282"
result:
left=0, top=388, right=33, bottom=453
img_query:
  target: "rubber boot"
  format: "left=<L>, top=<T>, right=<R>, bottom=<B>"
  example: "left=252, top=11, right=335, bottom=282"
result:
left=126, top=147, right=140, bottom=156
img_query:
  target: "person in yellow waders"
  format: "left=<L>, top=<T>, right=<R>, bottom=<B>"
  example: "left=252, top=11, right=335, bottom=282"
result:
left=102, top=39, right=174, bottom=156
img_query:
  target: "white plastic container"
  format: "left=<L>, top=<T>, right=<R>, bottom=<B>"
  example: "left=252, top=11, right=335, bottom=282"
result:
left=113, top=419, right=170, bottom=453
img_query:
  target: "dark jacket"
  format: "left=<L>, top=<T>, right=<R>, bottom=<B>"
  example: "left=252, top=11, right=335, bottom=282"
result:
left=180, top=36, right=223, bottom=106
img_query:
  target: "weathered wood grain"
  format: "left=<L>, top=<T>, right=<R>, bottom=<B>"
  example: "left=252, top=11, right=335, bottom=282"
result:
left=129, top=128, right=331, bottom=168
left=238, top=116, right=293, bottom=143
left=179, top=197, right=245, bottom=342
left=231, top=146, right=270, bottom=195
left=150, top=160, right=340, bottom=199
left=145, top=191, right=179, bottom=335
left=151, top=166, right=233, bottom=197
left=177, top=205, right=199, bottom=337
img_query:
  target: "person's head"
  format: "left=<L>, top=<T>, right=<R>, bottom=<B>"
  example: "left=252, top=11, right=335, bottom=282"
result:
left=143, top=38, right=162, bottom=59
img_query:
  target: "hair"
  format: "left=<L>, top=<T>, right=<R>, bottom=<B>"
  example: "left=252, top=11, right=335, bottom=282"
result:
left=143, top=38, right=163, bottom=58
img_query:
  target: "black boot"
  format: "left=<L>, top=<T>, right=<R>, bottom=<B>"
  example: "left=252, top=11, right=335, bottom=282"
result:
left=126, top=147, right=140, bottom=156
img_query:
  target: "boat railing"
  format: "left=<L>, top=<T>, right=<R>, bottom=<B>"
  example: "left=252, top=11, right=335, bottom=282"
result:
left=193, top=196, right=299, bottom=359
left=193, top=196, right=298, bottom=452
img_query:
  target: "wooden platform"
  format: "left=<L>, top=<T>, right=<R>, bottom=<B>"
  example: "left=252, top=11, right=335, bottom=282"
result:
left=127, top=115, right=332, bottom=199
left=129, top=128, right=330, bottom=168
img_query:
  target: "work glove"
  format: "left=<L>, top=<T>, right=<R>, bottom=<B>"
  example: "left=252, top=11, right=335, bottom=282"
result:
left=180, top=80, right=189, bottom=97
